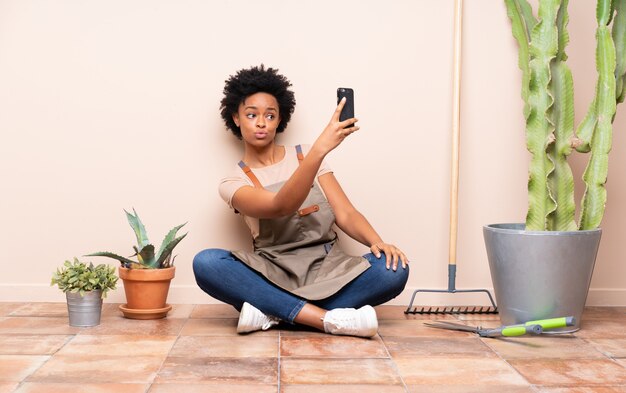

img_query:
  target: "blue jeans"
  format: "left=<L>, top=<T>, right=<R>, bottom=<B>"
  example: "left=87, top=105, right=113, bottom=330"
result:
left=193, top=248, right=409, bottom=323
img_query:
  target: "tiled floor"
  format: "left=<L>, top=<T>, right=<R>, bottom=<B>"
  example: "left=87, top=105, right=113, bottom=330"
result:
left=1, top=303, right=625, bottom=392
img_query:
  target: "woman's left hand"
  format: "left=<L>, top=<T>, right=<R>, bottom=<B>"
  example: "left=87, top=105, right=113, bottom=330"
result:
left=370, top=242, right=409, bottom=271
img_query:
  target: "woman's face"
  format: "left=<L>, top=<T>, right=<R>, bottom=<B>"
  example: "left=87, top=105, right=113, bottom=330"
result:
left=233, top=92, right=281, bottom=147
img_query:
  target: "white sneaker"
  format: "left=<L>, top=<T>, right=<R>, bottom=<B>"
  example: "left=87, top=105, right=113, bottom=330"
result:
left=237, top=302, right=280, bottom=334
left=322, top=305, right=379, bottom=338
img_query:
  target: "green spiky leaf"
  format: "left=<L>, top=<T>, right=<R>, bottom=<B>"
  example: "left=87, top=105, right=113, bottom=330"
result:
left=85, top=251, right=136, bottom=267
left=137, top=244, right=157, bottom=268
left=155, top=233, right=188, bottom=268
left=156, top=223, right=187, bottom=262
left=125, top=208, right=150, bottom=248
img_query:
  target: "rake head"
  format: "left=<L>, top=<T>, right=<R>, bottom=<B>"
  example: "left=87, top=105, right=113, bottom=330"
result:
left=405, top=305, right=498, bottom=314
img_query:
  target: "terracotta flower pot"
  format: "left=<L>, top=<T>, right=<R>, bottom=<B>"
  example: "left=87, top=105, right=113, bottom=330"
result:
left=118, top=266, right=175, bottom=319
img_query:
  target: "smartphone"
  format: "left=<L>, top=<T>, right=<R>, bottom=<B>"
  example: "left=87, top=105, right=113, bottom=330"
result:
left=337, top=87, right=355, bottom=123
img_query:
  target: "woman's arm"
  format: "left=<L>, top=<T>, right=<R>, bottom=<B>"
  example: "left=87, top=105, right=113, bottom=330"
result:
left=232, top=98, right=359, bottom=218
left=318, top=172, right=409, bottom=271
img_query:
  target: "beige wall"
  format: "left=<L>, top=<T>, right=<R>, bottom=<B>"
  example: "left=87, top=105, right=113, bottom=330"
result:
left=1, top=0, right=624, bottom=306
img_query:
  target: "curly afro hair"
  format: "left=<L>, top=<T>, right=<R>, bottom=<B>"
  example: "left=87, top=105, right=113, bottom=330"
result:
left=220, top=65, right=296, bottom=139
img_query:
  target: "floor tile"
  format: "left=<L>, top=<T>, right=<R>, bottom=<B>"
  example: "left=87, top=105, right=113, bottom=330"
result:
left=180, top=318, right=277, bottom=336
left=482, top=335, right=606, bottom=359
left=0, top=383, right=19, bottom=393
left=156, top=357, right=277, bottom=384
left=28, top=355, right=164, bottom=383
left=0, top=335, right=71, bottom=355
left=280, top=358, right=402, bottom=384
left=57, top=335, right=177, bottom=356
left=0, top=355, right=49, bottom=382
left=190, top=304, right=240, bottom=319
left=406, top=385, right=535, bottom=392
left=394, top=356, right=528, bottom=386
left=384, top=336, right=495, bottom=358
left=0, top=317, right=80, bottom=335
left=15, top=382, right=149, bottom=393
left=375, top=305, right=458, bottom=321
left=378, top=319, right=473, bottom=338
left=163, top=304, right=195, bottom=319
left=169, top=335, right=277, bottom=358
left=0, top=303, right=24, bottom=316
left=586, top=339, right=626, bottom=358
left=282, top=384, right=406, bottom=392
left=277, top=325, right=327, bottom=337
left=581, top=307, right=626, bottom=320
left=509, top=358, right=626, bottom=385
left=535, top=386, right=626, bottom=393
left=10, top=303, right=69, bottom=318
left=103, top=304, right=195, bottom=319
left=576, top=319, right=626, bottom=339
left=281, top=335, right=388, bottom=358
left=454, top=313, right=503, bottom=322
left=80, top=314, right=185, bottom=336
left=149, top=383, right=277, bottom=392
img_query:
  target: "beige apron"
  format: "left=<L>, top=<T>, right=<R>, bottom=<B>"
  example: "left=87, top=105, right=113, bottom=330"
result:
left=231, top=145, right=370, bottom=300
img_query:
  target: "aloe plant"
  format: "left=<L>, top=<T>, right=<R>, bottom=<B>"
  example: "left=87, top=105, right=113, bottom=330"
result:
left=505, top=0, right=626, bottom=230
left=87, top=209, right=187, bottom=269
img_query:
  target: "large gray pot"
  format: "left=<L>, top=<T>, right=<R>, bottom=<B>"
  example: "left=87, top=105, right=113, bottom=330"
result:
left=66, top=290, right=103, bottom=327
left=483, top=223, right=601, bottom=333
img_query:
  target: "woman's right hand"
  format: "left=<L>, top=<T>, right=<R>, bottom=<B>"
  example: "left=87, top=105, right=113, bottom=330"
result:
left=312, top=97, right=360, bottom=155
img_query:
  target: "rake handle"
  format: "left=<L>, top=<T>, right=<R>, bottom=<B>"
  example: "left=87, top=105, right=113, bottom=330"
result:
left=449, top=0, right=463, bottom=267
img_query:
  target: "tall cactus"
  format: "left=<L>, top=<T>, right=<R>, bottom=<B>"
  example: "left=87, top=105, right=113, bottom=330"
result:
left=505, top=0, right=626, bottom=231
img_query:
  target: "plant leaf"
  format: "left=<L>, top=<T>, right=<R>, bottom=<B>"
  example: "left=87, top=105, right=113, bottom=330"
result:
left=125, top=208, right=150, bottom=248
left=155, top=233, right=188, bottom=268
left=85, top=252, right=136, bottom=267
left=156, top=223, right=187, bottom=262
left=138, top=244, right=157, bottom=268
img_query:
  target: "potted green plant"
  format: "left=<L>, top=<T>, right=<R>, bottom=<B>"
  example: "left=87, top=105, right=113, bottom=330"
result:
left=484, top=0, right=626, bottom=331
left=87, top=209, right=187, bottom=320
left=51, top=258, right=118, bottom=327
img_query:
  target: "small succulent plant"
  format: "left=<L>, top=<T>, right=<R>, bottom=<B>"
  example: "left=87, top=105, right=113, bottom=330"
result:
left=87, top=209, right=187, bottom=269
left=51, top=258, right=118, bottom=298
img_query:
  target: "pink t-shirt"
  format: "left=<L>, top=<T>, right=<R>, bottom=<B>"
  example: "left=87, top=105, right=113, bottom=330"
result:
left=218, top=144, right=332, bottom=238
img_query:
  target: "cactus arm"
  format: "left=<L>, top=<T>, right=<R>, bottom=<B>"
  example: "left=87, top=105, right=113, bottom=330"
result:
left=574, top=99, right=597, bottom=153
left=505, top=0, right=536, bottom=118
left=576, top=1, right=619, bottom=152
left=155, top=233, right=188, bottom=268
left=555, top=0, right=570, bottom=62
left=156, top=223, right=187, bottom=261
left=546, top=0, right=577, bottom=231
left=125, top=209, right=150, bottom=248
left=524, top=0, right=561, bottom=231
left=579, top=3, right=617, bottom=230
left=614, top=0, right=626, bottom=103
left=597, top=0, right=615, bottom=26
left=548, top=62, right=577, bottom=231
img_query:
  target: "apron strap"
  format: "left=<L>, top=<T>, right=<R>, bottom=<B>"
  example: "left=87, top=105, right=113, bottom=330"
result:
left=295, top=144, right=304, bottom=163
left=238, top=161, right=263, bottom=188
